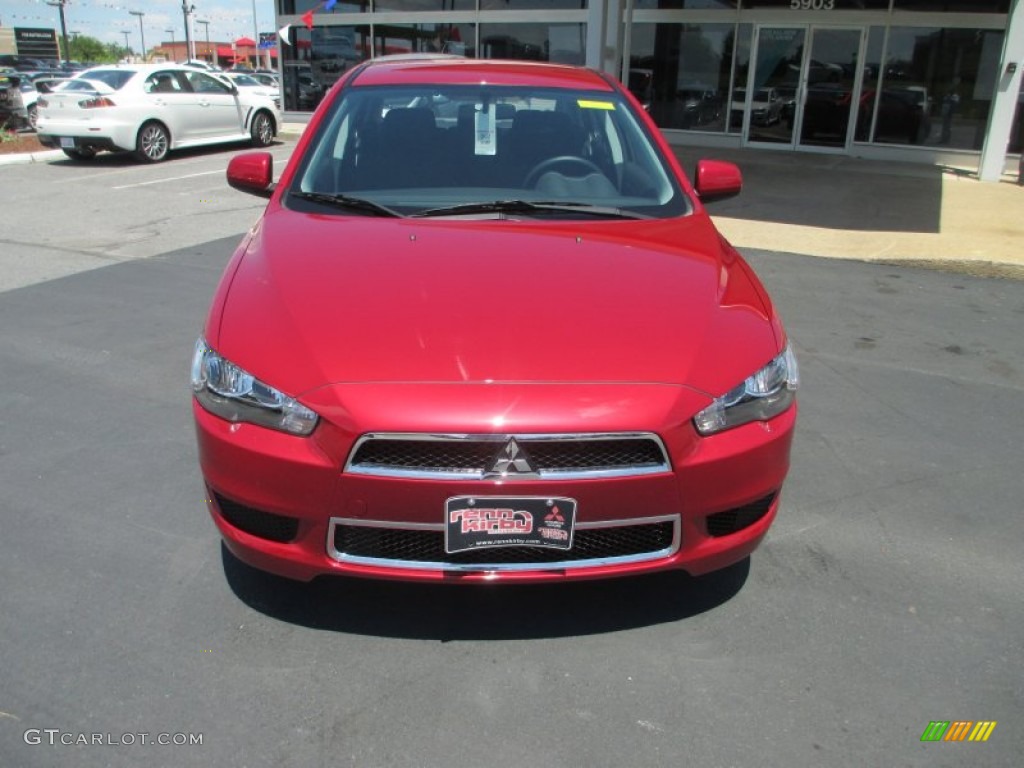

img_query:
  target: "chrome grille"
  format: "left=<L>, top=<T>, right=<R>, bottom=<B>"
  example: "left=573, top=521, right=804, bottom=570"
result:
left=345, top=433, right=670, bottom=480
left=327, top=516, right=679, bottom=572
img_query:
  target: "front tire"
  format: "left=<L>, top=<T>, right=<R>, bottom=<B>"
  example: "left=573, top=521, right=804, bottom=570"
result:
left=135, top=121, right=170, bottom=163
left=250, top=111, right=275, bottom=148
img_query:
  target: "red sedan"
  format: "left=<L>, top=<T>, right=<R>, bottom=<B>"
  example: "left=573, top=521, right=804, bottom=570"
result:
left=192, top=55, right=798, bottom=584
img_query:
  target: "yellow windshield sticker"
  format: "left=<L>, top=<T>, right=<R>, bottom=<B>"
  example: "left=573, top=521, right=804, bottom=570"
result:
left=577, top=99, right=615, bottom=111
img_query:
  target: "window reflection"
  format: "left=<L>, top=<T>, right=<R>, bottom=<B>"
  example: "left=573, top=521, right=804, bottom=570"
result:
left=870, top=27, right=1004, bottom=149
left=629, top=23, right=737, bottom=132
left=374, top=1, right=475, bottom=10
left=281, top=25, right=371, bottom=111
left=744, top=0, right=889, bottom=8
left=479, top=1, right=588, bottom=8
left=375, top=23, right=475, bottom=57
left=892, top=1, right=1010, bottom=12
left=279, top=1, right=368, bottom=11
left=633, top=1, right=738, bottom=8
left=479, top=24, right=586, bottom=65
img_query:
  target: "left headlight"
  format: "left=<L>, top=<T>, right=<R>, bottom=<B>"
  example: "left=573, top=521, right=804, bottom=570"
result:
left=190, top=337, right=319, bottom=436
left=693, top=343, right=799, bottom=436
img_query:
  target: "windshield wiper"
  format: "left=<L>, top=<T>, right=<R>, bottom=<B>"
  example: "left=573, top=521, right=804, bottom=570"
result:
left=411, top=200, right=649, bottom=220
left=291, top=191, right=403, bottom=218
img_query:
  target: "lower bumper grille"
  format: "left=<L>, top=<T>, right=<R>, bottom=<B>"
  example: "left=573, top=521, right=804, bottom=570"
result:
left=705, top=494, right=775, bottom=537
left=214, top=493, right=299, bottom=543
left=329, top=518, right=678, bottom=571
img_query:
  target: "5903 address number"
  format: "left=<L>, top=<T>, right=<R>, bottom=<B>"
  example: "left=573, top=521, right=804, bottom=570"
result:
left=791, top=0, right=835, bottom=9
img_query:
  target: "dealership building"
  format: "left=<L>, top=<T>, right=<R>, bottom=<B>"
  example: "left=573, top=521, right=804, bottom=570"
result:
left=275, top=0, right=1023, bottom=180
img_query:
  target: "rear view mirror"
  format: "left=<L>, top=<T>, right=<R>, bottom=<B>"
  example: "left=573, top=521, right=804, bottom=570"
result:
left=227, top=152, right=274, bottom=198
left=693, top=159, right=742, bottom=203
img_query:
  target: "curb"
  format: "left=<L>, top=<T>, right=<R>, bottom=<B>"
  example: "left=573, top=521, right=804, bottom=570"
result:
left=0, top=148, right=65, bottom=167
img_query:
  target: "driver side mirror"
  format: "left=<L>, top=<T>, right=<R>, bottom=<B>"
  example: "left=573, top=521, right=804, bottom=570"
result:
left=227, top=152, right=274, bottom=198
left=693, top=159, right=742, bottom=204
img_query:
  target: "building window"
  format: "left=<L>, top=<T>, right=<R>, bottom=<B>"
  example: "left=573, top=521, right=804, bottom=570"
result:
left=743, top=0, right=890, bottom=7
left=479, top=23, right=586, bottom=65
left=892, top=1, right=1010, bottom=12
left=630, top=23, right=737, bottom=133
left=279, top=1, right=369, bottom=12
left=374, top=1, right=476, bottom=10
left=374, top=23, right=475, bottom=56
left=633, top=1, right=738, bottom=9
left=870, top=27, right=1005, bottom=149
left=479, top=1, right=588, bottom=8
left=281, top=24, right=371, bottom=111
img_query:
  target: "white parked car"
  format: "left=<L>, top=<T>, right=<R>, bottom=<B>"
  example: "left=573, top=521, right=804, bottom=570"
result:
left=36, top=63, right=280, bottom=162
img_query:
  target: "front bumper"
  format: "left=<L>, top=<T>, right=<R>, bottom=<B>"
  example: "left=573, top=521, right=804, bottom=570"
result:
left=194, top=385, right=796, bottom=584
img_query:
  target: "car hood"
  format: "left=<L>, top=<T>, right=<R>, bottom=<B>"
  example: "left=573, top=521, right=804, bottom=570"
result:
left=213, top=210, right=778, bottom=398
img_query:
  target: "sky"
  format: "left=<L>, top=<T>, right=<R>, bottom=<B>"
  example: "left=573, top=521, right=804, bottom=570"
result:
left=0, top=0, right=277, bottom=50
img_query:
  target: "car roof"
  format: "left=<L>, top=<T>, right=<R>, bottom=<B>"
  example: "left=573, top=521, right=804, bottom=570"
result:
left=77, top=63, right=216, bottom=75
left=351, top=55, right=615, bottom=92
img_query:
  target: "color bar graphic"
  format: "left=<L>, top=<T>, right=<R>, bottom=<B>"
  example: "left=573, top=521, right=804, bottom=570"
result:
left=920, top=721, right=997, bottom=742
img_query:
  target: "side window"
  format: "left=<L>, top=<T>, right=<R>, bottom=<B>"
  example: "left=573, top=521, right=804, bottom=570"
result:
left=145, top=71, right=184, bottom=94
left=186, top=72, right=232, bottom=95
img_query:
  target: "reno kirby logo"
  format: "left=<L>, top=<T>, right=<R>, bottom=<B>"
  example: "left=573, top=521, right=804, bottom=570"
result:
left=449, top=504, right=570, bottom=541
left=450, top=507, right=533, bottom=535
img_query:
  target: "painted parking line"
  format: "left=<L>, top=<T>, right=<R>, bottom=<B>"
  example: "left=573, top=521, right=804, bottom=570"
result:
left=110, top=149, right=293, bottom=190
left=112, top=170, right=225, bottom=189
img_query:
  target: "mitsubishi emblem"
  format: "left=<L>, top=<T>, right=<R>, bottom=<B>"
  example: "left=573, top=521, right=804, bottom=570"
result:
left=486, top=438, right=538, bottom=477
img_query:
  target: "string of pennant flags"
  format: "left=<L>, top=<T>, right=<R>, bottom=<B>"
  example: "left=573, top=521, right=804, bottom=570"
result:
left=278, top=0, right=338, bottom=46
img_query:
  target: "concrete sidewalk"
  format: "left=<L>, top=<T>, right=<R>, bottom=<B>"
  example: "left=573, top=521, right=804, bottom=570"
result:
left=673, top=145, right=1024, bottom=278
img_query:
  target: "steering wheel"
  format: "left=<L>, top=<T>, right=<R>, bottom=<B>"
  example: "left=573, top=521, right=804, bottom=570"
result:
left=523, top=155, right=606, bottom=188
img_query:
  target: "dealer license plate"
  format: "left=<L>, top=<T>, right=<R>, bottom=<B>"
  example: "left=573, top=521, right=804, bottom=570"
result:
left=59, top=137, right=75, bottom=149
left=445, top=496, right=577, bottom=554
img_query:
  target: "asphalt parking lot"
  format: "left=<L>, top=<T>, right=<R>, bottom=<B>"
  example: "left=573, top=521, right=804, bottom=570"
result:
left=0, top=143, right=1021, bottom=768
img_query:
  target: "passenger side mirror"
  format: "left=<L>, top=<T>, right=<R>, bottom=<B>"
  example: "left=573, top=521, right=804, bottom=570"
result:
left=227, top=152, right=274, bottom=198
left=693, top=160, right=742, bottom=204
left=692, top=159, right=741, bottom=204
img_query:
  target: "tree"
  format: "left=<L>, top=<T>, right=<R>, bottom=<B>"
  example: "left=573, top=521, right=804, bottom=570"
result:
left=63, top=35, right=129, bottom=64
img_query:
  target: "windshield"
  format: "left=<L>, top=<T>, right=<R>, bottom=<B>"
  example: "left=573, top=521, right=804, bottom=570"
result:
left=289, top=83, right=688, bottom=219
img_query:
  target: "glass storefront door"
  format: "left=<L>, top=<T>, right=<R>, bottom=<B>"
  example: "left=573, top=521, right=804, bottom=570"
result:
left=743, top=27, right=805, bottom=146
left=744, top=25, right=865, bottom=151
left=798, top=27, right=864, bottom=150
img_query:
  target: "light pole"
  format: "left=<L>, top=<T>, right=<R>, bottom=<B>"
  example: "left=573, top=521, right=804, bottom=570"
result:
left=45, top=0, right=71, bottom=66
left=251, top=0, right=259, bottom=45
left=166, top=28, right=176, bottom=61
left=181, top=2, right=196, bottom=62
left=196, top=19, right=210, bottom=64
left=129, top=10, right=146, bottom=62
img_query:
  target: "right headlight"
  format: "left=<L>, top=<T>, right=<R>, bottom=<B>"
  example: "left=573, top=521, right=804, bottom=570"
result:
left=693, top=343, right=799, bottom=436
left=191, top=338, right=319, bottom=436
